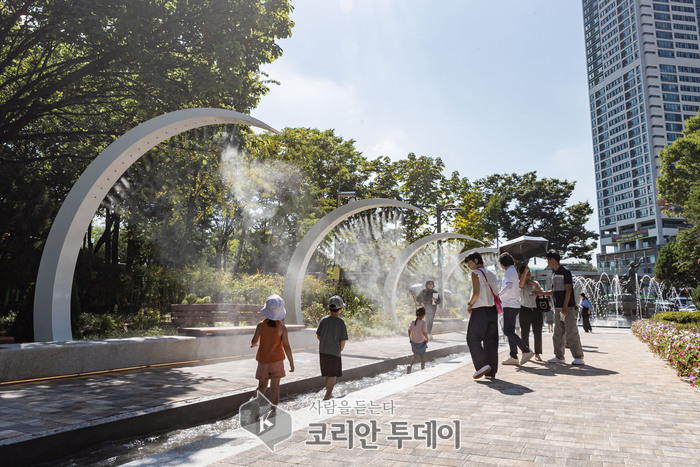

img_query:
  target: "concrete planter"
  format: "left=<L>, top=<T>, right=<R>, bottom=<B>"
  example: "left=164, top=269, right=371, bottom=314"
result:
left=0, top=327, right=318, bottom=383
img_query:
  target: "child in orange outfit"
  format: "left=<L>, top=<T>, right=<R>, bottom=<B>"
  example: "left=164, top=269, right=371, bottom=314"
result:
left=250, top=294, right=295, bottom=406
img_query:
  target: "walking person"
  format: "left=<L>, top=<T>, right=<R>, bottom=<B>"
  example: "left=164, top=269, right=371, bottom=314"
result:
left=250, top=294, right=295, bottom=407
left=518, top=263, right=545, bottom=362
left=580, top=292, right=594, bottom=333
left=544, top=251, right=585, bottom=365
left=499, top=253, right=535, bottom=366
left=407, top=307, right=429, bottom=374
left=417, top=280, right=441, bottom=336
left=316, top=295, right=349, bottom=400
left=545, top=305, right=554, bottom=332
left=465, top=252, right=500, bottom=380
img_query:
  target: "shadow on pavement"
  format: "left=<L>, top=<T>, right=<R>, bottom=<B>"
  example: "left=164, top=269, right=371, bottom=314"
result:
left=515, top=363, right=618, bottom=377
left=476, top=379, right=533, bottom=395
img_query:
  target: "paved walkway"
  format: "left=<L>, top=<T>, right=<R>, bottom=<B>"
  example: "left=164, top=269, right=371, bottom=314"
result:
left=3, top=328, right=700, bottom=465
left=132, top=329, right=700, bottom=466
left=0, top=331, right=468, bottom=448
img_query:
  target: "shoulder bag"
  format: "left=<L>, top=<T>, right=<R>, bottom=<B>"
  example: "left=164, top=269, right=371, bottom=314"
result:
left=478, top=269, right=502, bottom=314
left=536, top=295, right=551, bottom=312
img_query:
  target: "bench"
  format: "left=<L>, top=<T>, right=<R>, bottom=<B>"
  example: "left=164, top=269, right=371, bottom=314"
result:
left=170, top=303, right=264, bottom=328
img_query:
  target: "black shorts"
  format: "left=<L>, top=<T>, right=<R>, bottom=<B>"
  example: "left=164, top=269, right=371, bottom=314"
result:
left=319, top=353, right=342, bottom=377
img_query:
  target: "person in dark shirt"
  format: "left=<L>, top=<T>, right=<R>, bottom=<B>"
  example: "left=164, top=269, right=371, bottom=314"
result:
left=316, top=295, right=349, bottom=400
left=417, top=280, right=441, bottom=336
left=544, top=251, right=585, bottom=365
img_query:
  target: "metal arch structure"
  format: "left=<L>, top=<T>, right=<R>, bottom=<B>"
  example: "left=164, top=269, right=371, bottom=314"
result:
left=34, top=108, right=280, bottom=342
left=282, top=199, right=426, bottom=325
left=443, top=247, right=499, bottom=284
left=382, top=233, right=482, bottom=323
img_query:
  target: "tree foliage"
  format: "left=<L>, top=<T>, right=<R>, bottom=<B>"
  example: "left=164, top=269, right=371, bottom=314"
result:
left=1, top=0, right=293, bottom=163
left=654, top=225, right=700, bottom=289
left=655, top=113, right=700, bottom=288
left=0, top=0, right=293, bottom=320
left=0, top=2, right=601, bottom=336
left=474, top=172, right=598, bottom=260
left=657, top=114, right=700, bottom=222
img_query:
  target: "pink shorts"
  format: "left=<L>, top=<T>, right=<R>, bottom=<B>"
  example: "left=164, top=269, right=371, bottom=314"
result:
left=256, top=360, right=286, bottom=380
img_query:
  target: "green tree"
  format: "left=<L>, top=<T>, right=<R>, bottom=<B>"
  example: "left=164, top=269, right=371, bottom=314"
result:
left=655, top=226, right=700, bottom=288
left=1, top=0, right=293, bottom=315
left=1, top=0, right=293, bottom=161
left=655, top=113, right=700, bottom=288
left=475, top=172, right=598, bottom=260
left=657, top=114, right=700, bottom=221
left=240, top=127, right=370, bottom=273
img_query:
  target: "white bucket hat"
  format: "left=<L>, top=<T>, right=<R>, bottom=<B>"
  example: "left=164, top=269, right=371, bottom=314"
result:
left=261, top=294, right=286, bottom=321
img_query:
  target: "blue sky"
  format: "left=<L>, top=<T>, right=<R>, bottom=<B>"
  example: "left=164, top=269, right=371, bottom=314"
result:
left=252, top=0, right=597, bottom=248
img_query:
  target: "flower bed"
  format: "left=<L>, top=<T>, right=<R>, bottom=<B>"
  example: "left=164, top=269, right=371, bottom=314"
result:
left=632, top=319, right=700, bottom=391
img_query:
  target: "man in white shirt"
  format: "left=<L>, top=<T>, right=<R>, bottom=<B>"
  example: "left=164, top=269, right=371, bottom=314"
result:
left=499, top=253, right=535, bottom=366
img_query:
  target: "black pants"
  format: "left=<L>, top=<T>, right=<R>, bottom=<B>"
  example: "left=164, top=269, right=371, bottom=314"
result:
left=582, top=310, right=592, bottom=332
left=502, top=307, right=531, bottom=358
left=519, top=306, right=543, bottom=354
left=467, top=306, right=499, bottom=377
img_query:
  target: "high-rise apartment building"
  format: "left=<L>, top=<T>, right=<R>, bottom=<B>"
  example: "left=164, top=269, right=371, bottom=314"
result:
left=583, top=0, right=691, bottom=275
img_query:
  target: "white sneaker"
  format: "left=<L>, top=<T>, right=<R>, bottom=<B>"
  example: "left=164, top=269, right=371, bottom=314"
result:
left=535, top=354, right=543, bottom=362
left=473, top=364, right=492, bottom=379
left=502, top=357, right=519, bottom=365
left=548, top=357, right=566, bottom=363
left=572, top=359, right=585, bottom=365
left=520, top=351, right=535, bottom=365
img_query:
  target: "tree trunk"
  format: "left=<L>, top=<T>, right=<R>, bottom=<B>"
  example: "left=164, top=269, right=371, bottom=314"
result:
left=104, top=207, right=112, bottom=264
left=111, top=212, right=120, bottom=265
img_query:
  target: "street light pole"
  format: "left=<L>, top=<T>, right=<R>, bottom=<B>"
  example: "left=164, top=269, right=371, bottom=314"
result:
left=436, top=205, right=444, bottom=317
left=435, top=204, right=462, bottom=319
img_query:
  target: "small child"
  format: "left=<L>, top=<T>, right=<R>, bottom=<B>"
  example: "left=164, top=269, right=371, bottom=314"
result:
left=316, top=296, right=348, bottom=400
left=250, top=294, right=295, bottom=407
left=407, top=307, right=429, bottom=374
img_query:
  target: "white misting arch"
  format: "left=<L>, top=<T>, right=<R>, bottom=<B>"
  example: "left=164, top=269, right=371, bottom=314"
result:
left=382, top=233, right=482, bottom=323
left=34, top=108, right=280, bottom=342
left=282, top=199, right=426, bottom=325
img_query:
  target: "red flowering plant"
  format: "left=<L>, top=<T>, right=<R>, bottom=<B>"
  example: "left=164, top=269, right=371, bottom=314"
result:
left=632, top=312, right=700, bottom=391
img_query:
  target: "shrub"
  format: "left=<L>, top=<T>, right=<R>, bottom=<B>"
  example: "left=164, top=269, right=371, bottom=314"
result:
left=0, top=311, right=16, bottom=336
left=652, top=311, right=700, bottom=329
left=632, top=319, right=700, bottom=391
left=182, top=293, right=198, bottom=305
left=302, top=302, right=326, bottom=327
left=79, top=313, right=119, bottom=336
left=133, top=309, right=161, bottom=330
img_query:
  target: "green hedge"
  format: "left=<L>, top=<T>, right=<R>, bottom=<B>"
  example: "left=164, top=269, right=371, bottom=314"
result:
left=652, top=311, right=700, bottom=327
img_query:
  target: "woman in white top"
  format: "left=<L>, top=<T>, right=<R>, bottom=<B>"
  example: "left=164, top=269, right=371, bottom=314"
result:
left=517, top=263, right=545, bottom=361
left=465, top=251, right=500, bottom=380
left=499, top=253, right=535, bottom=366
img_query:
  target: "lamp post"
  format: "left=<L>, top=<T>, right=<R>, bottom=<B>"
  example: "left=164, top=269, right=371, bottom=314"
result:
left=331, top=191, right=356, bottom=287
left=435, top=204, right=463, bottom=315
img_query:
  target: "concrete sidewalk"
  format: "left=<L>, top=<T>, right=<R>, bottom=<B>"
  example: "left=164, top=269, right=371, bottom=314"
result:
left=0, top=330, right=468, bottom=463
left=132, top=329, right=700, bottom=466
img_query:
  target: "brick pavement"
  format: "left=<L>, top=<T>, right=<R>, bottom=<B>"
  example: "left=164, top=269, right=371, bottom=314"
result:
left=4, top=328, right=700, bottom=465
left=0, top=331, right=467, bottom=447
left=174, top=329, right=700, bottom=466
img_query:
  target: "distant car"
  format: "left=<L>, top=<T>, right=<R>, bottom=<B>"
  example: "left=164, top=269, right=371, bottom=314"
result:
left=679, top=305, right=697, bottom=312
left=655, top=301, right=678, bottom=312
left=673, top=297, right=695, bottom=310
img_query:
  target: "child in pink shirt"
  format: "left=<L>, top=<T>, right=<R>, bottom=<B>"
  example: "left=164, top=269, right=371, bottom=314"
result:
left=407, top=307, right=429, bottom=373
